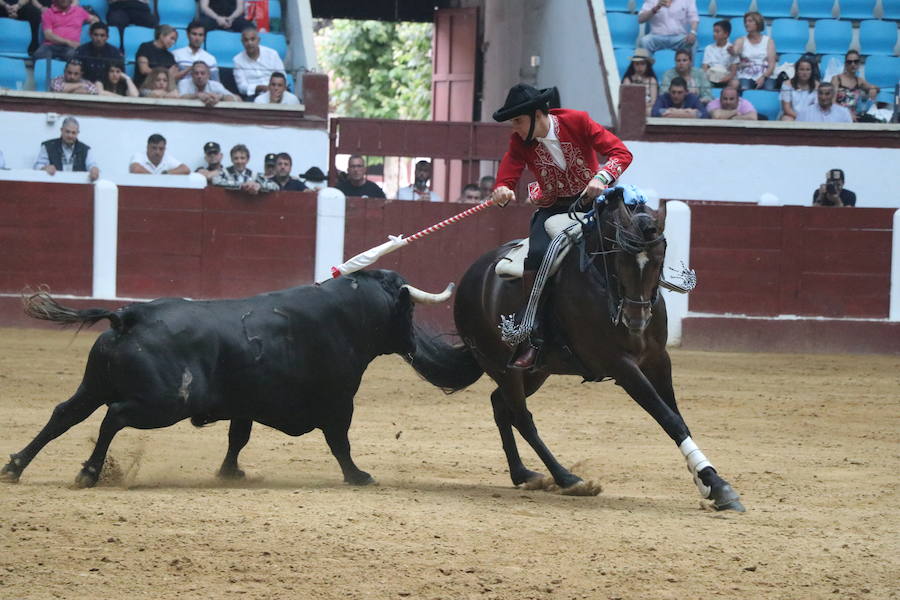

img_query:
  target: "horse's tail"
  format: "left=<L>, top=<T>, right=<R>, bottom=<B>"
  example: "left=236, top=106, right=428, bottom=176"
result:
left=404, top=322, right=484, bottom=393
left=23, top=289, right=122, bottom=331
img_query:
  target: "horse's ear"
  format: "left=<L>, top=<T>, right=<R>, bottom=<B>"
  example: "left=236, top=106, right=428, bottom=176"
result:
left=656, top=200, right=667, bottom=234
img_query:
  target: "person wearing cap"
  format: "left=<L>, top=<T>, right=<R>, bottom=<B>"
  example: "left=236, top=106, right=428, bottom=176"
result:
left=490, top=83, right=633, bottom=369
left=262, top=153, right=277, bottom=179
left=196, top=141, right=223, bottom=181
left=269, top=152, right=307, bottom=191
left=300, top=166, right=328, bottom=191
left=621, top=48, right=659, bottom=114
left=638, top=0, right=699, bottom=55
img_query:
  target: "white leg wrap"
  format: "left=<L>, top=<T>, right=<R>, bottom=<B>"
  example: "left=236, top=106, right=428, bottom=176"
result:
left=679, top=437, right=714, bottom=498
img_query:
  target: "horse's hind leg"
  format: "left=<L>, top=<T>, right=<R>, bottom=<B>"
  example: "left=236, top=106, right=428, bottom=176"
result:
left=490, top=387, right=542, bottom=486
left=1, top=385, right=105, bottom=483
left=218, top=419, right=252, bottom=479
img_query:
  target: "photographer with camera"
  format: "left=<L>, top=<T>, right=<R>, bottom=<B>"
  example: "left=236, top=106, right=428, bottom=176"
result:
left=812, top=168, right=856, bottom=207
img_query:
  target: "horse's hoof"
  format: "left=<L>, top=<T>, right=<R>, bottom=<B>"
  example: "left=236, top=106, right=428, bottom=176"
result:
left=715, top=499, right=746, bottom=512
left=217, top=467, right=246, bottom=480
left=74, top=467, right=99, bottom=489
left=711, top=483, right=745, bottom=512
left=345, top=472, right=376, bottom=486
left=560, top=480, right=602, bottom=497
left=0, top=468, right=20, bottom=483
left=511, top=469, right=544, bottom=487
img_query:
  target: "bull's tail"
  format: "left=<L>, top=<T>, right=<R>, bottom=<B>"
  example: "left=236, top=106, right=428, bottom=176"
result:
left=23, top=289, right=122, bottom=331
left=404, top=323, right=484, bottom=393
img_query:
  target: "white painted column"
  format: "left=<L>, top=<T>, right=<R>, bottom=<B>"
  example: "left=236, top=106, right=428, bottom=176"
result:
left=92, top=179, right=118, bottom=299
left=890, top=209, right=900, bottom=321
left=314, top=187, right=347, bottom=283
left=661, top=200, right=691, bottom=346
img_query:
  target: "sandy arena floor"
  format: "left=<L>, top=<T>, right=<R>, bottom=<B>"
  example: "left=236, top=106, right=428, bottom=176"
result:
left=0, top=327, right=897, bottom=599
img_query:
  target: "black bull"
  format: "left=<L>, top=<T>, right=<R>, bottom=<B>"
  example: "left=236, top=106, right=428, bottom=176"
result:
left=1, top=270, right=474, bottom=488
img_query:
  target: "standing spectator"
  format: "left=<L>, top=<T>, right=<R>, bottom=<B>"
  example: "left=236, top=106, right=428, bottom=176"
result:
left=731, top=11, right=777, bottom=91
left=779, top=56, right=819, bottom=121
left=33, top=0, right=96, bottom=61
left=831, top=51, right=870, bottom=122
left=262, top=153, right=276, bottom=178
left=651, top=77, right=708, bottom=118
left=660, top=49, right=713, bottom=104
left=134, top=24, right=178, bottom=88
left=73, top=21, right=122, bottom=83
left=212, top=144, right=278, bottom=194
left=299, top=166, right=327, bottom=190
left=233, top=24, right=284, bottom=100
left=813, top=169, right=856, bottom=207
left=198, top=0, right=251, bottom=33
left=139, top=66, right=178, bottom=98
left=129, top=134, right=190, bottom=174
left=0, top=0, right=43, bottom=55
left=335, top=155, right=386, bottom=198
left=797, top=82, right=852, bottom=123
left=107, top=0, right=156, bottom=36
left=269, top=153, right=307, bottom=191
left=621, top=48, right=659, bottom=115
left=701, top=20, right=737, bottom=88
left=479, top=175, right=495, bottom=201
left=196, top=141, right=224, bottom=182
left=97, top=60, right=138, bottom=96
left=33, top=116, right=99, bottom=181
left=49, top=58, right=98, bottom=95
left=707, top=86, right=757, bottom=120
left=177, top=61, right=237, bottom=105
left=172, top=22, right=219, bottom=82
left=638, top=0, right=699, bottom=54
left=397, top=160, right=443, bottom=202
left=455, top=184, right=482, bottom=204
left=253, top=72, right=301, bottom=105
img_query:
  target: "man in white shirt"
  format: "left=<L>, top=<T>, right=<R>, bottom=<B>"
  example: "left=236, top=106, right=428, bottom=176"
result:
left=172, top=22, right=219, bottom=82
left=797, top=83, right=852, bottom=123
left=397, top=160, right=443, bottom=202
left=253, top=72, right=301, bottom=105
left=129, top=134, right=190, bottom=175
left=233, top=25, right=284, bottom=99
left=178, top=61, right=237, bottom=106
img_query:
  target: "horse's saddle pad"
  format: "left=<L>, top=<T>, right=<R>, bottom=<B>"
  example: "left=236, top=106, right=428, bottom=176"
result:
left=495, top=212, right=586, bottom=279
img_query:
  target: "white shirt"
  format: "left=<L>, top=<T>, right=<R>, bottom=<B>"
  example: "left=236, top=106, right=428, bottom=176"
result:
left=536, top=115, right=566, bottom=170
left=253, top=90, right=301, bottom=105
left=233, top=46, right=284, bottom=97
left=172, top=46, right=220, bottom=81
left=177, top=77, right=232, bottom=97
left=702, top=43, right=736, bottom=69
left=397, top=186, right=443, bottom=202
left=797, top=103, right=853, bottom=123
left=130, top=151, right=185, bottom=174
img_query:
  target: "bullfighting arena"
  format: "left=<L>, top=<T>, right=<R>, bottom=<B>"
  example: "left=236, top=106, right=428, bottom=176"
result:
left=0, top=327, right=897, bottom=599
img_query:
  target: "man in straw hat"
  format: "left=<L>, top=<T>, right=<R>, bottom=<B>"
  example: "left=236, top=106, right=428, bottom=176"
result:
left=490, top=83, right=633, bottom=369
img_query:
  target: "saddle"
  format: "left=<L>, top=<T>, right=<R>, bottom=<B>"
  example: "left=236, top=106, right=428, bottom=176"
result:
left=495, top=212, right=586, bottom=279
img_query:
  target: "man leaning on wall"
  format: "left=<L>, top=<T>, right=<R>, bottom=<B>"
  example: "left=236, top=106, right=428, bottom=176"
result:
left=33, top=116, right=100, bottom=181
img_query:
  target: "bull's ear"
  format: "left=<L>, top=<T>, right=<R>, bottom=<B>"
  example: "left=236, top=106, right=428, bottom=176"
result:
left=656, top=200, right=667, bottom=234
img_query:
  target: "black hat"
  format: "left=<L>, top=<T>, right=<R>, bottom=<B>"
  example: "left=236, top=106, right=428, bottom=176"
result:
left=264, top=153, right=278, bottom=165
left=492, top=84, right=559, bottom=122
left=300, top=166, right=327, bottom=182
left=203, top=141, right=220, bottom=154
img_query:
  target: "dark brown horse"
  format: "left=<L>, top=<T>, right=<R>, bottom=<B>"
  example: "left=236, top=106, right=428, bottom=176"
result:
left=408, top=188, right=744, bottom=511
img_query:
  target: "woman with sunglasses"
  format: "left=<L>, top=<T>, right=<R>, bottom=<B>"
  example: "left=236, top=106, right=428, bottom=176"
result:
left=830, top=50, right=870, bottom=122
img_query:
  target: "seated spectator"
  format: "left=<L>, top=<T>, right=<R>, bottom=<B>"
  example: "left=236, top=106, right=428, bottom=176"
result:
left=97, top=60, right=138, bottom=96
left=73, top=22, right=122, bottom=83
left=621, top=48, right=658, bottom=115
left=49, top=58, right=98, bottom=94
left=234, top=24, right=285, bottom=100
left=638, top=0, right=699, bottom=54
left=455, top=183, right=482, bottom=204
left=269, top=153, right=307, bottom=191
left=33, top=116, right=99, bottom=181
left=299, top=166, right=327, bottom=190
left=797, top=82, right=852, bottom=123
left=195, top=141, right=224, bottom=181
left=335, top=155, right=386, bottom=198
left=701, top=19, right=737, bottom=88
left=134, top=24, right=178, bottom=88
left=212, top=144, right=278, bottom=194
left=479, top=175, right=495, bottom=201
left=651, top=77, right=707, bottom=118
left=1, top=0, right=43, bottom=55
left=813, top=169, right=856, bottom=207
left=707, top=86, right=757, bottom=120
left=831, top=51, right=870, bottom=123
left=129, top=133, right=189, bottom=175
left=661, top=49, right=713, bottom=104
left=731, top=11, right=777, bottom=91
left=139, top=66, right=179, bottom=98
left=779, top=56, right=819, bottom=121
left=178, top=61, right=237, bottom=105
left=262, top=152, right=276, bottom=178
left=397, top=160, right=443, bottom=202
left=107, top=0, right=156, bottom=36
left=33, top=0, right=97, bottom=61
left=198, top=0, right=252, bottom=33
left=172, top=22, right=219, bottom=82
left=253, top=72, right=302, bottom=105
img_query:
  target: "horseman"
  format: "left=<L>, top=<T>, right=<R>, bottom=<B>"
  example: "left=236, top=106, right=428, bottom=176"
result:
left=490, top=84, right=634, bottom=369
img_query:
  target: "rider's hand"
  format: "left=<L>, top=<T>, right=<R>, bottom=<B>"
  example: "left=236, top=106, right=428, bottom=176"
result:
left=580, top=177, right=607, bottom=207
left=491, top=186, right=514, bottom=208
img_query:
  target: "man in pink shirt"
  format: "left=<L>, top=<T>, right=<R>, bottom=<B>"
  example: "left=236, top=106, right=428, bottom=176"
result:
left=638, top=0, right=699, bottom=54
left=707, top=86, right=759, bottom=120
left=33, top=0, right=97, bottom=61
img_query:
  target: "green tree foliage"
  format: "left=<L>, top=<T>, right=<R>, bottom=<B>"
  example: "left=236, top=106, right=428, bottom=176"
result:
left=316, top=20, right=432, bottom=120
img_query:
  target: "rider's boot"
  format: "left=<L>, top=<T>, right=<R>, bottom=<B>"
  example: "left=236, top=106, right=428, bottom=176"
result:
left=511, top=269, right=541, bottom=369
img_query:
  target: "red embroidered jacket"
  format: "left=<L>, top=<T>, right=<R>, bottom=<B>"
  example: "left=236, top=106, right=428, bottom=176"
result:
left=494, top=108, right=633, bottom=208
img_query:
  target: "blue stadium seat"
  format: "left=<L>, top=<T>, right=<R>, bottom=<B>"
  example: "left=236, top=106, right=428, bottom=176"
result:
left=80, top=0, right=108, bottom=20
left=157, top=0, right=197, bottom=29
left=607, top=13, right=640, bottom=48
left=836, top=0, right=876, bottom=20
left=819, top=53, right=846, bottom=75
left=876, top=88, right=894, bottom=104
left=205, top=30, right=244, bottom=68
left=614, top=47, right=633, bottom=78
left=269, top=0, right=283, bottom=30
left=743, top=89, right=781, bottom=119
left=884, top=0, right=900, bottom=20
left=796, top=0, right=836, bottom=19
left=696, top=15, right=719, bottom=49
left=813, top=19, right=853, bottom=54
left=863, top=55, right=900, bottom=88
left=858, top=20, right=899, bottom=55
left=756, top=0, right=795, bottom=19
left=654, top=49, right=676, bottom=75
left=34, top=58, right=67, bottom=92
left=777, top=53, right=803, bottom=64
left=0, top=19, right=31, bottom=59
left=771, top=18, right=810, bottom=53
left=605, top=0, right=632, bottom=11
left=0, top=57, right=27, bottom=90
left=123, top=26, right=156, bottom=62
left=260, top=32, right=287, bottom=59
left=714, top=0, right=751, bottom=17
left=730, top=17, right=747, bottom=39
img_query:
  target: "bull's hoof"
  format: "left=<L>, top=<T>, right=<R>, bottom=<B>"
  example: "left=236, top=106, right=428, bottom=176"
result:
left=345, top=471, right=376, bottom=486
left=217, top=467, right=246, bottom=480
left=711, top=483, right=745, bottom=512
left=511, top=468, right=544, bottom=487
left=74, top=466, right=99, bottom=489
left=0, top=461, right=21, bottom=483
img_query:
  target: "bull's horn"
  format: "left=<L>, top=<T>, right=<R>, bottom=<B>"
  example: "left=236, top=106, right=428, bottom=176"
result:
left=402, top=282, right=455, bottom=304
